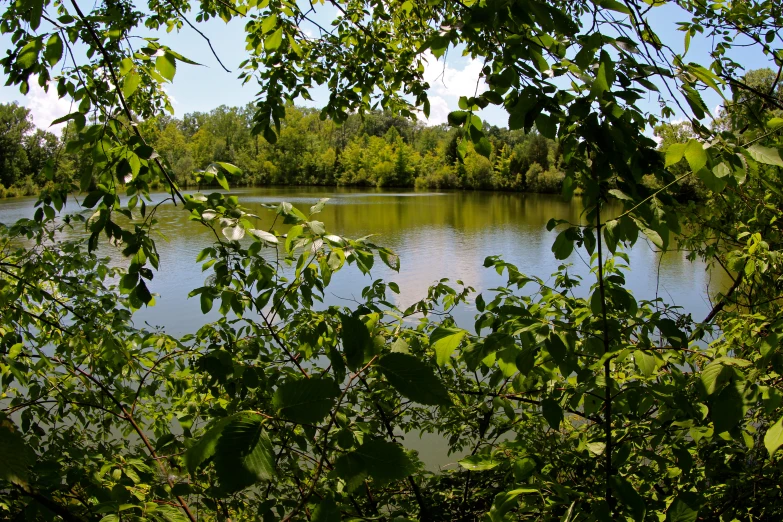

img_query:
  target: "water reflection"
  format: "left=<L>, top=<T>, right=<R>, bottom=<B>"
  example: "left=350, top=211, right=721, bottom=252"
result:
left=0, top=187, right=726, bottom=335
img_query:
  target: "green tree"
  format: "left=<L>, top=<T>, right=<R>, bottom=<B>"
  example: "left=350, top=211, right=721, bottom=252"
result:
left=0, top=102, right=33, bottom=187
left=2, top=1, right=783, bottom=522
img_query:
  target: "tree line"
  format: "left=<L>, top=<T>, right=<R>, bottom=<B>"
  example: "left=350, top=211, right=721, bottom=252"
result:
left=1, top=101, right=567, bottom=196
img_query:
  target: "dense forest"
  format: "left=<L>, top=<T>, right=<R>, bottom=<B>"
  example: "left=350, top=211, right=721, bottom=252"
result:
left=1, top=101, right=566, bottom=196
left=3, top=1, right=783, bottom=522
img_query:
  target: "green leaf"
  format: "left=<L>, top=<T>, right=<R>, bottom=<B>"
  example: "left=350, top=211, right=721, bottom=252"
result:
left=747, top=144, right=783, bottom=167
left=541, top=398, right=562, bottom=430
left=711, top=381, right=747, bottom=434
left=285, top=224, right=304, bottom=252
left=215, top=171, right=230, bottom=191
left=261, top=14, right=278, bottom=33
left=155, top=53, right=177, bottom=82
left=430, top=326, right=467, bottom=366
left=216, top=162, right=242, bottom=175
left=17, top=40, right=40, bottom=69
left=535, top=113, right=556, bottom=139
left=310, top=197, right=330, bottom=215
left=214, top=413, right=275, bottom=493
left=0, top=422, right=34, bottom=485
left=447, top=110, right=469, bottom=126
left=513, top=457, right=537, bottom=481
left=377, top=353, right=451, bottom=406
left=700, top=361, right=732, bottom=396
left=665, top=143, right=686, bottom=167
left=610, top=475, right=646, bottom=521
left=633, top=350, right=656, bottom=377
left=684, top=139, right=707, bottom=173
left=353, top=439, right=415, bottom=483
left=459, top=454, right=499, bottom=471
left=332, top=452, right=368, bottom=492
left=488, top=489, right=538, bottom=522
left=249, top=229, right=278, bottom=244
left=552, top=229, right=574, bottom=260
left=340, top=313, right=371, bottom=370
left=764, top=416, right=783, bottom=457
left=272, top=377, right=340, bottom=424
left=515, top=347, right=535, bottom=375
left=591, top=50, right=613, bottom=98
left=590, top=0, right=631, bottom=15
left=44, top=34, right=63, bottom=67
left=308, top=220, right=326, bottom=235
left=265, top=27, right=284, bottom=51
left=666, top=492, right=700, bottom=522
left=184, top=416, right=233, bottom=474
left=200, top=292, right=213, bottom=314
left=474, top=137, right=492, bottom=158
left=657, top=318, right=687, bottom=348
left=123, top=71, right=141, bottom=99
left=312, top=494, right=341, bottom=522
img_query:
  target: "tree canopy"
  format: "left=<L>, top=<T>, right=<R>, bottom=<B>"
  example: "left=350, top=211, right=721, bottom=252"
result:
left=2, top=1, right=783, bottom=521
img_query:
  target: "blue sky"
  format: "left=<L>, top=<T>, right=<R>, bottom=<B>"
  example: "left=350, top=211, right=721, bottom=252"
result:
left=0, top=1, right=777, bottom=133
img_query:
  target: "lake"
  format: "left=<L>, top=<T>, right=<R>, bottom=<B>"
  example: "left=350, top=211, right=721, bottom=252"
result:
left=0, top=186, right=725, bottom=469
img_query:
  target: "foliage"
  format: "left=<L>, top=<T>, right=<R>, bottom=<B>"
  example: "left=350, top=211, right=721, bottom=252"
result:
left=2, top=1, right=783, bottom=521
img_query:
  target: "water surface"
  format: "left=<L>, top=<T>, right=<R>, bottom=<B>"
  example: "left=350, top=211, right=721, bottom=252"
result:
left=0, top=186, right=725, bottom=469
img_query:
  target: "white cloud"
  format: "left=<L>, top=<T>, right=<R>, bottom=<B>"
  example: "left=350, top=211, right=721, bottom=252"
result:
left=26, top=79, right=73, bottom=135
left=422, top=51, right=487, bottom=100
left=426, top=95, right=450, bottom=126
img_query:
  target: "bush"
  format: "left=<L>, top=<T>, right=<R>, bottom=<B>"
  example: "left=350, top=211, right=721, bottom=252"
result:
left=525, top=163, right=565, bottom=193
left=414, top=164, right=459, bottom=189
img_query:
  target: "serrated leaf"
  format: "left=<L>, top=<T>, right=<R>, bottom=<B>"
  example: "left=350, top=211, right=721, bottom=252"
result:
left=272, top=377, right=339, bottom=424
left=17, top=40, right=40, bottom=70
left=265, top=27, right=284, bottom=51
left=665, top=143, right=686, bottom=167
left=747, top=144, right=783, bottom=167
left=700, top=361, right=732, bottom=396
left=123, top=71, right=141, bottom=99
left=377, top=353, right=451, bottom=406
left=684, top=139, right=707, bottom=173
left=155, top=53, right=176, bottom=82
left=184, top=416, right=233, bottom=474
left=332, top=452, right=368, bottom=493
left=430, top=326, right=466, bottom=366
left=261, top=14, right=278, bottom=33
left=353, top=439, right=415, bottom=483
left=44, top=34, right=63, bottom=67
left=214, top=413, right=275, bottom=493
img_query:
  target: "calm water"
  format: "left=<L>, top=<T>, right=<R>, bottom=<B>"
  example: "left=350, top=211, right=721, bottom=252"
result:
left=0, top=186, right=725, bottom=469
